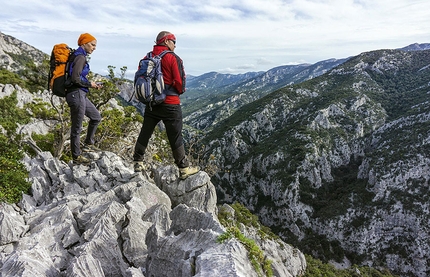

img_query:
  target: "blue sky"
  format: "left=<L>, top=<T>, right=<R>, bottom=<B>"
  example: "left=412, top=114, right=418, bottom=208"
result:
left=1, top=0, right=429, bottom=78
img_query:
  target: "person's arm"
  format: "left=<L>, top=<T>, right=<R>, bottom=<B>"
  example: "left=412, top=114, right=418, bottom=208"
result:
left=168, top=54, right=185, bottom=94
left=70, top=55, right=91, bottom=88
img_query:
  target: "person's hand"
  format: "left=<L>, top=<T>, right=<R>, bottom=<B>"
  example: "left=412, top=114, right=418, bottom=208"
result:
left=91, top=81, right=103, bottom=89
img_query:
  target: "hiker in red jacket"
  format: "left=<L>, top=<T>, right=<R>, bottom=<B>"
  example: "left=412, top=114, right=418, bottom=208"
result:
left=133, top=31, right=200, bottom=179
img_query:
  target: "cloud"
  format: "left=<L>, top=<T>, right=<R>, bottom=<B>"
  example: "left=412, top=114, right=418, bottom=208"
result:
left=1, top=0, right=430, bottom=76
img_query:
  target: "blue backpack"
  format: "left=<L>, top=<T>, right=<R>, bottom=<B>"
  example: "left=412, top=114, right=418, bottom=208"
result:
left=133, top=50, right=172, bottom=107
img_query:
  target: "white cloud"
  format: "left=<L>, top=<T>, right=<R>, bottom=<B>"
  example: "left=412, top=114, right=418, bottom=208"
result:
left=1, top=0, right=430, bottom=76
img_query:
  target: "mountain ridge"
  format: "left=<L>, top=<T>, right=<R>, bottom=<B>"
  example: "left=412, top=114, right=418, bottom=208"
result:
left=182, top=58, right=348, bottom=128
left=201, top=47, right=430, bottom=277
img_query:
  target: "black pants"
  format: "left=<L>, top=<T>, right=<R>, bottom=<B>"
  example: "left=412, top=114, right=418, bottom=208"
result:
left=133, top=104, right=188, bottom=167
left=66, top=89, right=101, bottom=159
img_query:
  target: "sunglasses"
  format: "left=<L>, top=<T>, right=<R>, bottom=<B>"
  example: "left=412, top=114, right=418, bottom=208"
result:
left=169, top=40, right=176, bottom=45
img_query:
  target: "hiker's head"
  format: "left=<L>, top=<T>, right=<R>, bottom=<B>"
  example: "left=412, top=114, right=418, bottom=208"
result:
left=156, top=31, right=176, bottom=51
left=78, top=33, right=97, bottom=54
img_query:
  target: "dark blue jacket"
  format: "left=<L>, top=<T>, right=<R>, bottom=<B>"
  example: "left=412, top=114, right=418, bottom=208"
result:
left=68, top=46, right=91, bottom=93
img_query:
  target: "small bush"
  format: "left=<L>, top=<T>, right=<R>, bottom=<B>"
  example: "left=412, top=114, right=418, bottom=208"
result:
left=0, top=134, right=31, bottom=203
left=218, top=203, right=274, bottom=277
left=303, top=254, right=398, bottom=277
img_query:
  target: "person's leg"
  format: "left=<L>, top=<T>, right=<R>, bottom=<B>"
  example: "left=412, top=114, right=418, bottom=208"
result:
left=133, top=110, right=160, bottom=172
left=83, top=97, right=101, bottom=146
left=163, top=104, right=199, bottom=179
left=66, top=90, right=86, bottom=159
left=133, top=113, right=159, bottom=162
left=162, top=104, right=187, bottom=166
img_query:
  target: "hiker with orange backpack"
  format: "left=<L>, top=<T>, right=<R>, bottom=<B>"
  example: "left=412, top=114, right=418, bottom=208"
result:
left=66, top=33, right=103, bottom=165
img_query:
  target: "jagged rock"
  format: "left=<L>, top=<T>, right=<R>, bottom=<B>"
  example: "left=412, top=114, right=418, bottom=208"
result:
left=168, top=204, right=224, bottom=235
left=73, top=226, right=129, bottom=276
left=65, top=254, right=105, bottom=277
left=1, top=245, right=60, bottom=277
left=121, top=197, right=153, bottom=267
left=22, top=203, right=80, bottom=268
left=0, top=203, right=28, bottom=245
left=145, top=203, right=257, bottom=277
left=18, top=193, right=37, bottom=213
left=146, top=226, right=256, bottom=277
left=0, top=151, right=306, bottom=276
left=154, top=165, right=217, bottom=214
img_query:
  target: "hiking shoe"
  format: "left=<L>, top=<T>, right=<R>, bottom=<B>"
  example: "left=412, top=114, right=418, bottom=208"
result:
left=82, top=143, right=101, bottom=152
left=134, top=161, right=146, bottom=172
left=179, top=166, right=200, bottom=180
left=73, top=155, right=91, bottom=165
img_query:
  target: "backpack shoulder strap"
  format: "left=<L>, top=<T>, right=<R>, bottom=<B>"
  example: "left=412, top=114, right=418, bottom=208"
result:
left=158, top=50, right=173, bottom=58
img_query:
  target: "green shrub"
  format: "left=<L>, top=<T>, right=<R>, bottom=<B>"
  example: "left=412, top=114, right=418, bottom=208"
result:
left=0, top=91, right=32, bottom=203
left=0, top=69, right=26, bottom=88
left=25, top=99, right=58, bottom=119
left=0, top=91, right=31, bottom=135
left=0, top=134, right=31, bottom=203
left=217, top=226, right=273, bottom=277
left=218, top=203, right=275, bottom=277
left=303, top=254, right=398, bottom=277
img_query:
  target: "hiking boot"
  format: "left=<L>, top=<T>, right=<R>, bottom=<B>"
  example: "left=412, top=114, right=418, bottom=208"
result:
left=82, top=143, right=101, bottom=152
left=134, top=161, right=146, bottom=172
left=179, top=166, right=200, bottom=180
left=73, top=155, right=91, bottom=165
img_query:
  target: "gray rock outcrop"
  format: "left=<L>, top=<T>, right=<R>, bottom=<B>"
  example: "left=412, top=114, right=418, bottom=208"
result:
left=0, top=150, right=306, bottom=276
left=0, top=32, right=47, bottom=72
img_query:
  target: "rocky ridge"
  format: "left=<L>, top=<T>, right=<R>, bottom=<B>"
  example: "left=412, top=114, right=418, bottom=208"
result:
left=0, top=32, right=47, bottom=72
left=0, top=148, right=306, bottom=276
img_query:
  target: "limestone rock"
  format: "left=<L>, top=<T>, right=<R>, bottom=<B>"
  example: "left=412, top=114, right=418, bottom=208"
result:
left=0, top=203, right=28, bottom=245
left=65, top=254, right=105, bottom=277
left=154, top=165, right=217, bottom=214
left=0, top=151, right=306, bottom=276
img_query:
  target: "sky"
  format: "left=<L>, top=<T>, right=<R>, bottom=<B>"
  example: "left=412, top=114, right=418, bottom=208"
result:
left=1, top=0, right=430, bottom=79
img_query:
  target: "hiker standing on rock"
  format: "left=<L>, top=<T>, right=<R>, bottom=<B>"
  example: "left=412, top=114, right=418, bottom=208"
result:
left=66, top=33, right=102, bottom=165
left=133, top=31, right=200, bottom=179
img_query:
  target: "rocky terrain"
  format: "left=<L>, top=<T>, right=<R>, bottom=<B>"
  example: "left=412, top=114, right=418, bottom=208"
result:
left=0, top=83, right=306, bottom=276
left=0, top=149, right=306, bottom=276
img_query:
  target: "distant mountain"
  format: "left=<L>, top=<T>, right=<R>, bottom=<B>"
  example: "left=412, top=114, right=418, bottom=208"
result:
left=201, top=48, right=430, bottom=277
left=399, top=42, right=430, bottom=51
left=183, top=58, right=348, bottom=130
left=185, top=71, right=264, bottom=98
left=183, top=43, right=430, bottom=131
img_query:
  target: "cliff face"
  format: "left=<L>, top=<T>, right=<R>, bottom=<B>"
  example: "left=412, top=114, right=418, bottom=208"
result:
left=203, top=49, right=430, bottom=277
left=0, top=146, right=305, bottom=276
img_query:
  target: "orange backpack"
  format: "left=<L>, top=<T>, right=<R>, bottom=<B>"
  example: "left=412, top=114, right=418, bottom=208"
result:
left=48, top=43, right=74, bottom=97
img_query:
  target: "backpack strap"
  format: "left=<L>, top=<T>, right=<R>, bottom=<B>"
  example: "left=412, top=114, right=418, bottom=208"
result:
left=153, top=50, right=178, bottom=96
left=158, top=50, right=172, bottom=58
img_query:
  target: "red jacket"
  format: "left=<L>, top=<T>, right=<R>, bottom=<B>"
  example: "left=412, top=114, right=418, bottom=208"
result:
left=151, top=45, right=185, bottom=105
